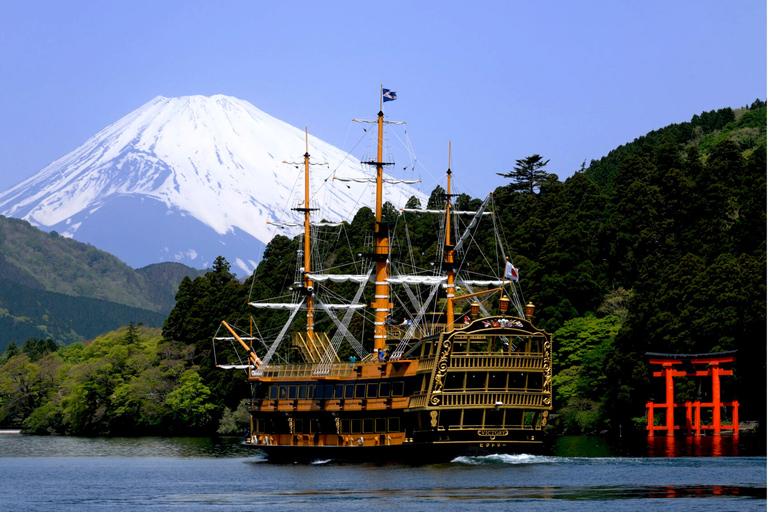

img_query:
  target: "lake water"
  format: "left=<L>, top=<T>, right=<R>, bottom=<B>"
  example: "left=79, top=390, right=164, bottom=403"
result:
left=0, top=435, right=764, bottom=511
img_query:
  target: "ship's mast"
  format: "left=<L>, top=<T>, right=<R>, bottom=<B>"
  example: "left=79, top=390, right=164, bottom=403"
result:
left=287, top=128, right=317, bottom=341
left=445, top=142, right=456, bottom=331
left=372, top=87, right=390, bottom=351
left=302, top=129, right=314, bottom=341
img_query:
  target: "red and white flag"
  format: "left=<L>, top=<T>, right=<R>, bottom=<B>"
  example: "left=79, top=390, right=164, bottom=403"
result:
left=504, top=261, right=519, bottom=282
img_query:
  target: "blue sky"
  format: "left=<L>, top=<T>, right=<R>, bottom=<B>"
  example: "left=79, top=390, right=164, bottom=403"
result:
left=0, top=0, right=765, bottom=200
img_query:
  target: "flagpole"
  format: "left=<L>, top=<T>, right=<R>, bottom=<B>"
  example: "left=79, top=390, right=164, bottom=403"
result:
left=380, top=84, right=383, bottom=112
left=502, top=256, right=509, bottom=300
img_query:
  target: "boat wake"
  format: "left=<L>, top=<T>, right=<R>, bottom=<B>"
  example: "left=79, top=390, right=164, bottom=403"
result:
left=452, top=453, right=558, bottom=465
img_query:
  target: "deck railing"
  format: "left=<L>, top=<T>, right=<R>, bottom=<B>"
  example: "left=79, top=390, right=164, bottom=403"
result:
left=449, top=354, right=544, bottom=370
left=254, top=363, right=356, bottom=379
left=408, top=390, right=547, bottom=409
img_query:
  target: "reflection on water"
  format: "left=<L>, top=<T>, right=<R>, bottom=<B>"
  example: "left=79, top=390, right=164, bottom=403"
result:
left=0, top=433, right=763, bottom=459
left=647, top=435, right=743, bottom=457
left=0, top=435, right=764, bottom=511
left=0, top=435, right=254, bottom=458
left=179, top=484, right=766, bottom=503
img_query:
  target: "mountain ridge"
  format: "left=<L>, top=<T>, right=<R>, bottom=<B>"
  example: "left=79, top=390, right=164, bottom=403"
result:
left=0, top=95, right=427, bottom=274
left=0, top=215, right=202, bottom=312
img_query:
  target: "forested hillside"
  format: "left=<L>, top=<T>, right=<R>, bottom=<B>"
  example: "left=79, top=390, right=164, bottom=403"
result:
left=0, top=216, right=203, bottom=349
left=1, top=101, right=764, bottom=436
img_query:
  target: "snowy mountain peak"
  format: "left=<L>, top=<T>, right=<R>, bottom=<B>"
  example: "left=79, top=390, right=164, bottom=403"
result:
left=0, top=95, right=426, bottom=274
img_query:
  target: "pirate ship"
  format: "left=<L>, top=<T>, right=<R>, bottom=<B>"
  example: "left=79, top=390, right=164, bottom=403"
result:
left=214, top=90, right=552, bottom=462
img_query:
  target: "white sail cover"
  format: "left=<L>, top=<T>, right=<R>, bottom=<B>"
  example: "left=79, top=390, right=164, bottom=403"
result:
left=268, top=222, right=344, bottom=228
left=402, top=209, right=493, bottom=215
left=457, top=279, right=505, bottom=287
left=388, top=275, right=447, bottom=285
left=248, top=302, right=365, bottom=310
left=307, top=274, right=371, bottom=283
left=335, top=177, right=421, bottom=184
left=248, top=303, right=302, bottom=310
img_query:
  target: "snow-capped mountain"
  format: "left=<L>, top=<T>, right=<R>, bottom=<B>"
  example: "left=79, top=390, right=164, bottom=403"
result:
left=0, top=95, right=426, bottom=275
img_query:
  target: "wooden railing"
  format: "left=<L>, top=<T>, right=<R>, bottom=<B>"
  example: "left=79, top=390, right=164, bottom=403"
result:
left=407, top=390, right=547, bottom=409
left=407, top=393, right=429, bottom=408
left=417, top=357, right=436, bottom=372
left=438, top=391, right=545, bottom=408
left=255, top=363, right=356, bottom=379
left=449, top=354, right=544, bottom=370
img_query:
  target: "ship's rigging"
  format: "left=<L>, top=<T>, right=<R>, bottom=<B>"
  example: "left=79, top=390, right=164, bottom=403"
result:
left=213, top=97, right=526, bottom=374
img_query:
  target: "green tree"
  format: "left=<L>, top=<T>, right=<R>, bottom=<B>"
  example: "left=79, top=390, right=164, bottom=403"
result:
left=164, top=370, right=215, bottom=431
left=497, top=154, right=551, bottom=194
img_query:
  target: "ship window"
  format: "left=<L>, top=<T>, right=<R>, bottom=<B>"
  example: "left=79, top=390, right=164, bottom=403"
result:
left=392, top=381, right=404, bottom=397
left=488, top=372, right=506, bottom=390
left=469, top=340, right=487, bottom=353
left=254, top=419, right=265, bottom=433
left=351, top=419, right=362, bottom=434
left=309, top=419, right=319, bottom=434
left=335, top=385, right=344, bottom=398
left=367, top=383, right=378, bottom=398
left=269, top=386, right=278, bottom=400
left=279, top=386, right=288, bottom=399
left=314, top=386, right=324, bottom=399
left=288, top=386, right=297, bottom=399
left=340, top=419, right=350, bottom=434
left=485, top=408, right=503, bottom=427
left=307, top=385, right=315, bottom=399
left=524, top=411, right=536, bottom=427
left=345, top=385, right=354, bottom=399
left=379, top=382, right=390, bottom=397
left=355, top=384, right=366, bottom=399
left=466, top=372, right=486, bottom=390
left=298, top=386, right=307, bottom=399
left=363, top=419, right=374, bottom=433
left=445, top=372, right=464, bottom=390
left=388, top=417, right=400, bottom=432
left=506, top=410, right=523, bottom=427
left=375, top=418, right=387, bottom=433
left=508, top=373, right=526, bottom=390
left=294, top=419, right=303, bottom=434
left=325, top=384, right=334, bottom=398
left=439, top=410, right=461, bottom=429
left=462, top=409, right=483, bottom=428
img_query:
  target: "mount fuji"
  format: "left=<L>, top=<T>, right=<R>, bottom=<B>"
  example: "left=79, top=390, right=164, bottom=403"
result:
left=0, top=95, right=425, bottom=275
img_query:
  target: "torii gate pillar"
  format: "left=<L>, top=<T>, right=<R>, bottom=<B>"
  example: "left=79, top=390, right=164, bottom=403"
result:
left=645, top=351, right=738, bottom=437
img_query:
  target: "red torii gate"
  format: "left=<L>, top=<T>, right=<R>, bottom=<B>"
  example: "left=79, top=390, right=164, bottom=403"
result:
left=645, top=351, right=739, bottom=437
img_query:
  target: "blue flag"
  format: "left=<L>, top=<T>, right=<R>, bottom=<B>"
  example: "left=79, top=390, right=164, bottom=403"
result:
left=383, top=89, right=397, bottom=102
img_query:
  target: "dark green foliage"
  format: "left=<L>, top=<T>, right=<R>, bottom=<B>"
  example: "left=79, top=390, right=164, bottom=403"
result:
left=0, top=277, right=167, bottom=353
left=426, top=185, right=446, bottom=209
left=21, top=338, right=58, bottom=362
left=0, top=325, right=219, bottom=435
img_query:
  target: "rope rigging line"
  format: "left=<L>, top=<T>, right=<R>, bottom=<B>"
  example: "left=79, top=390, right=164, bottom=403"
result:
left=253, top=296, right=306, bottom=375
left=390, top=280, right=443, bottom=360
left=314, top=265, right=374, bottom=375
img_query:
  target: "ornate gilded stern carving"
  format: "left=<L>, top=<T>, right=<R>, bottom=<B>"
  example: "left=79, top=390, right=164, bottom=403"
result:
left=428, top=338, right=452, bottom=406
left=542, top=337, right=552, bottom=407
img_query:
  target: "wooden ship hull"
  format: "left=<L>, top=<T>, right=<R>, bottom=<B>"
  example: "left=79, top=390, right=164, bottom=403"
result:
left=242, top=315, right=552, bottom=462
